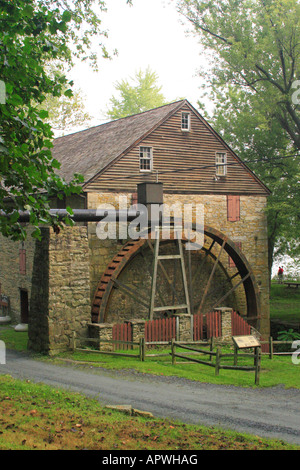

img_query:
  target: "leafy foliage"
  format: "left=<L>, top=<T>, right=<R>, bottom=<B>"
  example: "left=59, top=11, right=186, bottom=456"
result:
left=177, top=0, right=300, bottom=270
left=0, top=0, right=113, bottom=240
left=277, top=329, right=300, bottom=342
left=177, top=0, right=300, bottom=149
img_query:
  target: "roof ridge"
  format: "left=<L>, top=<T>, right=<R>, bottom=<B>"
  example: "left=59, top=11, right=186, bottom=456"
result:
left=54, top=99, right=186, bottom=141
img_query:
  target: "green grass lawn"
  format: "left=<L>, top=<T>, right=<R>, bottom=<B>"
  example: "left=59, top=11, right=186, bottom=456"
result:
left=1, top=375, right=298, bottom=450
left=1, top=325, right=299, bottom=389
left=1, top=322, right=300, bottom=450
left=270, top=283, right=300, bottom=323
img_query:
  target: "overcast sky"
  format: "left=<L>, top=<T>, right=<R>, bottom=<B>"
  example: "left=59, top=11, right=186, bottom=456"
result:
left=69, top=0, right=209, bottom=128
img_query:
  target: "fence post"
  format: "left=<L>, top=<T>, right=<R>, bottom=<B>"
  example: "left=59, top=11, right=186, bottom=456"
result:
left=215, top=346, right=221, bottom=376
left=171, top=339, right=176, bottom=365
left=255, top=346, right=261, bottom=385
left=210, top=337, right=214, bottom=362
left=139, top=337, right=145, bottom=362
left=269, top=337, right=273, bottom=359
left=234, top=343, right=238, bottom=366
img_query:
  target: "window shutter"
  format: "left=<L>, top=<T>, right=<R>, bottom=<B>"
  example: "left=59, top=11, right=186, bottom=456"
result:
left=131, top=192, right=138, bottom=207
left=19, top=249, right=26, bottom=275
left=227, top=195, right=240, bottom=222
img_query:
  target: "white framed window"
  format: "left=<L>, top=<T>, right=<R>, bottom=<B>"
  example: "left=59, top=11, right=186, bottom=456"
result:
left=181, top=112, right=190, bottom=131
left=216, top=152, right=227, bottom=176
left=139, top=146, right=153, bottom=172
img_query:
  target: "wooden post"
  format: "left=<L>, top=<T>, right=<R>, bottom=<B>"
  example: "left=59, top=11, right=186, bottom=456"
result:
left=234, top=343, right=238, bottom=366
left=255, top=346, right=261, bottom=385
left=210, top=337, right=214, bottom=362
left=269, top=336, right=273, bottom=360
left=171, top=339, right=176, bottom=366
left=215, top=347, right=221, bottom=376
left=139, top=338, right=143, bottom=361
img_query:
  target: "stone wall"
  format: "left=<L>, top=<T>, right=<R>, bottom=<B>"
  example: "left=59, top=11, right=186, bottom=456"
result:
left=0, top=187, right=270, bottom=351
left=0, top=227, right=36, bottom=323
left=28, top=226, right=91, bottom=355
left=86, top=191, right=270, bottom=337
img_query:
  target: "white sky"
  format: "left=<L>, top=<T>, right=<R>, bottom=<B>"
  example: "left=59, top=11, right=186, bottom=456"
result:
left=69, top=0, right=209, bottom=128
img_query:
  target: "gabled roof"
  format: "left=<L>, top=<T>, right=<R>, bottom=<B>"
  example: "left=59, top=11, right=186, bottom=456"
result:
left=52, top=99, right=270, bottom=195
left=52, top=100, right=185, bottom=185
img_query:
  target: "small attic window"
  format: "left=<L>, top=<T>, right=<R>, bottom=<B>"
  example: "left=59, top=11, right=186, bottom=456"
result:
left=139, top=147, right=153, bottom=172
left=181, top=112, right=190, bottom=131
left=216, top=152, right=227, bottom=177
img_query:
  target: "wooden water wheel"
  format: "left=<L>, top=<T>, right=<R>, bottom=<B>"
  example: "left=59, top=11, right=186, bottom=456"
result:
left=91, top=225, right=260, bottom=329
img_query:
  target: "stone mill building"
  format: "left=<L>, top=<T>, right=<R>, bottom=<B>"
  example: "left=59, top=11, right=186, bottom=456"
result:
left=0, top=100, right=270, bottom=354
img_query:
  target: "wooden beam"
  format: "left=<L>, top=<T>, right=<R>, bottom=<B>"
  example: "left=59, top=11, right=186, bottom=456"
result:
left=192, top=240, right=215, bottom=287
left=197, top=239, right=227, bottom=315
left=112, top=278, right=149, bottom=309
left=211, top=272, right=251, bottom=310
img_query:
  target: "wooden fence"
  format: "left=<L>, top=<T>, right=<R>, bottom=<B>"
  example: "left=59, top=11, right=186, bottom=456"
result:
left=193, top=311, right=222, bottom=341
left=231, top=310, right=251, bottom=336
left=145, top=317, right=176, bottom=343
left=261, top=337, right=298, bottom=358
left=72, top=332, right=143, bottom=360
left=171, top=339, right=261, bottom=385
left=112, top=322, right=132, bottom=350
left=112, top=310, right=254, bottom=347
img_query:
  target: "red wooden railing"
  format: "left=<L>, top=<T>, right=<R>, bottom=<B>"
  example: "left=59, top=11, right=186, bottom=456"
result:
left=193, top=311, right=222, bottom=340
left=145, top=317, right=176, bottom=343
left=193, top=313, right=204, bottom=341
left=207, top=311, right=222, bottom=338
left=231, top=310, right=251, bottom=336
left=112, top=310, right=262, bottom=348
left=112, top=322, right=132, bottom=350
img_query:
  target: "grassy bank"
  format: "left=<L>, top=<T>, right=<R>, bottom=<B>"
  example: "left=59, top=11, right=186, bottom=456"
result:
left=1, top=325, right=300, bottom=450
left=270, top=283, right=300, bottom=324
left=1, top=326, right=300, bottom=389
left=0, top=375, right=298, bottom=451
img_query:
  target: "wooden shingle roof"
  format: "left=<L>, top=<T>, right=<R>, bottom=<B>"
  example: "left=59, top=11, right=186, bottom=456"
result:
left=52, top=99, right=270, bottom=196
left=52, top=100, right=184, bottom=185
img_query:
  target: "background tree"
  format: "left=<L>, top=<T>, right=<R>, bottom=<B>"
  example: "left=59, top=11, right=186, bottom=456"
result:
left=0, top=0, right=130, bottom=240
left=176, top=0, right=300, bottom=150
left=176, top=0, right=300, bottom=274
left=106, top=67, right=168, bottom=120
left=40, top=86, right=92, bottom=137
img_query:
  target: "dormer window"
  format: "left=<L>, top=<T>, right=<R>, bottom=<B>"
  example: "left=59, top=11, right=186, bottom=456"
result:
left=139, top=146, right=153, bottom=172
left=216, top=152, right=227, bottom=177
left=181, top=112, right=190, bottom=131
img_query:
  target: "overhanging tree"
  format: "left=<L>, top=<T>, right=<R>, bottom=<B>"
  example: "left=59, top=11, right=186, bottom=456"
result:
left=0, top=0, right=130, bottom=240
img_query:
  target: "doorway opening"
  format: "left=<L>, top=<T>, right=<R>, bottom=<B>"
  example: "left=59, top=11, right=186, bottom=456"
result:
left=20, top=289, right=29, bottom=324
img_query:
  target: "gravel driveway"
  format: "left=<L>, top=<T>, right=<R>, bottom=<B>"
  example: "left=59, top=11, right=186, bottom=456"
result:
left=1, top=349, right=300, bottom=445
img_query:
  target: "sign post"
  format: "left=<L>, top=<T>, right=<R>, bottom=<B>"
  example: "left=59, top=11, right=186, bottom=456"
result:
left=232, top=335, right=261, bottom=385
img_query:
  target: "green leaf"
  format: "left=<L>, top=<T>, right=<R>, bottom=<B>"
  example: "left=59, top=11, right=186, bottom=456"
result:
left=62, top=11, right=72, bottom=23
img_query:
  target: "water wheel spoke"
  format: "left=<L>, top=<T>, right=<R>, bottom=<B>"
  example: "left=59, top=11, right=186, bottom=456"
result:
left=197, top=238, right=226, bottom=315
left=211, top=272, right=251, bottom=310
left=112, top=278, right=149, bottom=309
left=192, top=240, right=215, bottom=287
left=187, top=248, right=194, bottom=314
